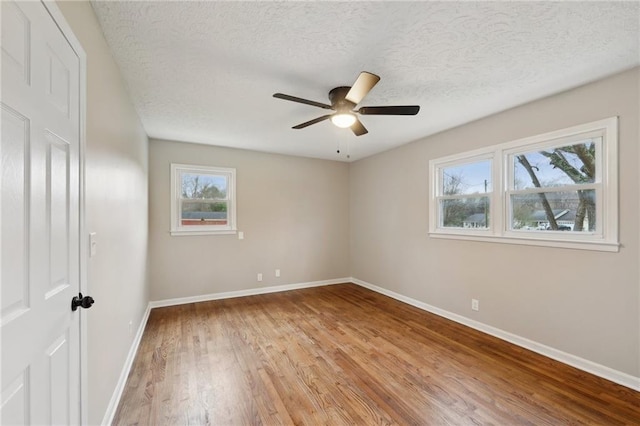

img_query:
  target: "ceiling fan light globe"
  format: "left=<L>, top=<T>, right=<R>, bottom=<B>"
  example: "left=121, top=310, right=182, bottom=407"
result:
left=331, top=113, right=356, bottom=128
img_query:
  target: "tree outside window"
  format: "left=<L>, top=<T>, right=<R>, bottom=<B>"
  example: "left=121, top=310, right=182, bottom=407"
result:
left=510, top=139, right=598, bottom=232
left=429, top=117, right=617, bottom=252
left=170, top=164, right=237, bottom=235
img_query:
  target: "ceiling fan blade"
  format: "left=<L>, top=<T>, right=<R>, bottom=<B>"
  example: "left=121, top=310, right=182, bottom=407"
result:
left=358, top=105, right=420, bottom=115
left=345, top=72, right=380, bottom=105
left=292, top=114, right=332, bottom=129
left=351, top=117, right=368, bottom=136
left=273, top=93, right=333, bottom=110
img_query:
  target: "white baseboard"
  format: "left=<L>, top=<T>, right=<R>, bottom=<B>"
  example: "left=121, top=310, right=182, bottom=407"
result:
left=102, top=278, right=349, bottom=424
left=351, top=277, right=640, bottom=392
left=101, top=304, right=152, bottom=426
left=101, top=276, right=638, bottom=424
left=149, top=277, right=350, bottom=308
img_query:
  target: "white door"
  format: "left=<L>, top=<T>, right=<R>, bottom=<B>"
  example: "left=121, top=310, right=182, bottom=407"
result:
left=1, top=1, right=83, bottom=424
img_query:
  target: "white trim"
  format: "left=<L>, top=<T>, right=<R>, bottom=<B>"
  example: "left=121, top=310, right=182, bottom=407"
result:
left=41, top=1, right=89, bottom=423
left=350, top=277, right=640, bottom=391
left=170, top=163, right=237, bottom=236
left=637, top=64, right=640, bottom=394
left=508, top=183, right=599, bottom=196
left=428, top=117, right=619, bottom=252
left=501, top=117, right=617, bottom=152
left=101, top=278, right=346, bottom=423
left=102, top=278, right=348, bottom=422
left=638, top=67, right=640, bottom=390
left=428, top=232, right=620, bottom=252
left=149, top=278, right=349, bottom=308
left=169, top=229, right=237, bottom=237
left=101, top=304, right=152, bottom=426
left=102, top=276, right=639, bottom=422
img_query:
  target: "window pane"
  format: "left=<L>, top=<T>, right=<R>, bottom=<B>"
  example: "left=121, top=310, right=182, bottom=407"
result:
left=181, top=201, right=228, bottom=226
left=181, top=173, right=228, bottom=199
left=510, top=190, right=595, bottom=231
left=439, top=197, right=490, bottom=228
left=441, top=160, right=491, bottom=195
left=513, top=138, right=599, bottom=190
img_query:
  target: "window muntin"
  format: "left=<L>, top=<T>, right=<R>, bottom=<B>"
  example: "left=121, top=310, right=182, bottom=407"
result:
left=171, top=164, right=236, bottom=235
left=428, top=117, right=618, bottom=252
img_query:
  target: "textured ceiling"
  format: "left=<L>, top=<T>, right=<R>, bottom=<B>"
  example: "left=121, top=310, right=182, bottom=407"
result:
left=90, top=1, right=639, bottom=162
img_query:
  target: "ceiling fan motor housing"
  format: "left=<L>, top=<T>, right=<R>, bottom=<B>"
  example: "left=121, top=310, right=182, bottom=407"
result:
left=329, top=86, right=356, bottom=112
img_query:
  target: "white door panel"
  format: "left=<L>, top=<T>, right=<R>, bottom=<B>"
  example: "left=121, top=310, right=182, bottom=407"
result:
left=2, top=1, right=83, bottom=424
left=1, top=1, right=30, bottom=86
left=1, top=371, right=29, bottom=425
left=1, top=105, right=29, bottom=325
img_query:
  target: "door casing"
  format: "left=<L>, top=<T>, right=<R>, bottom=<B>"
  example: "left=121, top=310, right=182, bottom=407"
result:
left=39, top=1, right=88, bottom=423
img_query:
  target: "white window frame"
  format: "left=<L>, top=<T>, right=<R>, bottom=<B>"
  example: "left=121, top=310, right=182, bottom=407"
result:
left=429, top=117, right=618, bottom=252
left=433, top=154, right=495, bottom=236
left=170, top=163, right=237, bottom=236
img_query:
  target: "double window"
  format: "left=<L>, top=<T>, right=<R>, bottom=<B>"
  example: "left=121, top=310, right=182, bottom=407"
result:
left=429, top=117, right=618, bottom=251
left=170, top=164, right=237, bottom=236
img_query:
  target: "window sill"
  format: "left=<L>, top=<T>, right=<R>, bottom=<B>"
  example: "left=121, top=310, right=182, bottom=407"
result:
left=170, top=229, right=237, bottom=237
left=428, top=231, right=619, bottom=252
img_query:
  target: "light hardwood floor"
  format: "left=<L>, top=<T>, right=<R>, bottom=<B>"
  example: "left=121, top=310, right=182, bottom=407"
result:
left=113, top=284, right=640, bottom=425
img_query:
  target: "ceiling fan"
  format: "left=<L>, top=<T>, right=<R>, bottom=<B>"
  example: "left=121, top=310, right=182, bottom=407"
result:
left=273, top=71, right=420, bottom=136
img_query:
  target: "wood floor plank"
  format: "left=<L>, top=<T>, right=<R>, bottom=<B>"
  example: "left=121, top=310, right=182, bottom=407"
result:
left=113, top=284, right=640, bottom=425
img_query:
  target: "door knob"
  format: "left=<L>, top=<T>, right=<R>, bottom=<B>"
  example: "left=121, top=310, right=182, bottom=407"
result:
left=71, top=293, right=95, bottom=311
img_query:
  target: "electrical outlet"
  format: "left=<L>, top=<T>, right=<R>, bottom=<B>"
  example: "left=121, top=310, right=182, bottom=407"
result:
left=257, top=273, right=263, bottom=282
left=238, top=231, right=244, bottom=240
left=128, top=320, right=133, bottom=335
left=472, top=299, right=479, bottom=311
left=275, top=269, right=280, bottom=277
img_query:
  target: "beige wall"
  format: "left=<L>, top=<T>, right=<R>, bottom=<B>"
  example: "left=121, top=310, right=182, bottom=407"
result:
left=148, top=140, right=350, bottom=301
left=57, top=2, right=150, bottom=424
left=48, top=3, right=640, bottom=419
left=350, top=68, right=640, bottom=377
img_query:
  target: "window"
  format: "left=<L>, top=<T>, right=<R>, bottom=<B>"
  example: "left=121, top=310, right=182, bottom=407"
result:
left=436, top=157, right=492, bottom=230
left=171, top=164, right=237, bottom=236
left=429, top=117, right=618, bottom=252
